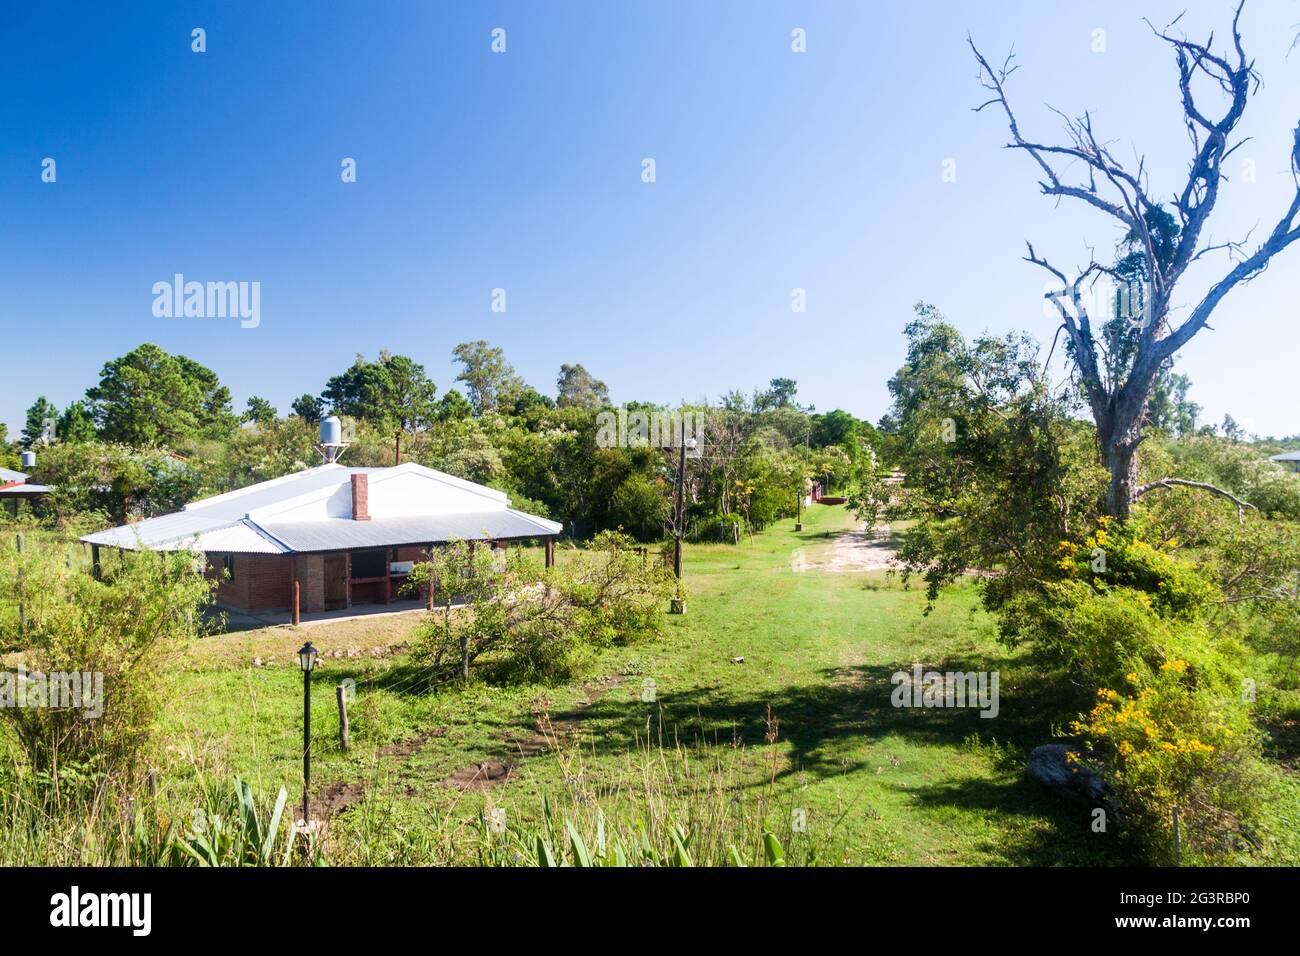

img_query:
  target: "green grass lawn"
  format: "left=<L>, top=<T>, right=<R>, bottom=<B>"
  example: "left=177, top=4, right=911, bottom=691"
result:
left=162, top=503, right=1131, bottom=865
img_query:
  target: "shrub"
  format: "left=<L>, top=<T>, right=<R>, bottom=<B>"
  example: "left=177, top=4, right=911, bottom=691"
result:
left=1071, top=660, right=1266, bottom=863
left=999, top=517, right=1287, bottom=862
left=691, top=512, right=746, bottom=544
left=999, top=519, right=1230, bottom=695
left=1054, top=517, right=1218, bottom=619
left=607, top=474, right=669, bottom=542
left=0, top=539, right=213, bottom=796
left=407, top=532, right=677, bottom=685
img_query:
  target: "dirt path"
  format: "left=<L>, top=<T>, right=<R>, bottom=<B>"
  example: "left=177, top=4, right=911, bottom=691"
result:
left=805, top=522, right=898, bottom=573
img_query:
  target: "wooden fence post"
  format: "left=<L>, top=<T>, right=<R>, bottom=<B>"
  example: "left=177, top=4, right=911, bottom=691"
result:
left=337, top=684, right=350, bottom=752
left=1172, top=804, right=1182, bottom=866
left=16, top=535, right=25, bottom=637
left=460, top=634, right=470, bottom=683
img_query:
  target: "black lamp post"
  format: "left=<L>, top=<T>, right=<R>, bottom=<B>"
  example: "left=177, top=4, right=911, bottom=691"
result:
left=297, top=641, right=319, bottom=823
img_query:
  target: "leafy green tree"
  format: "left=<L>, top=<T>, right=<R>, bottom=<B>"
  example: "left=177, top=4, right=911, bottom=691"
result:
left=438, top=428, right=505, bottom=485
left=608, top=473, right=669, bottom=541
left=877, top=303, right=1107, bottom=608
left=322, top=351, right=437, bottom=433
left=508, top=386, right=556, bottom=418
left=755, top=377, right=799, bottom=411
left=56, top=401, right=97, bottom=442
left=242, top=395, right=278, bottom=426
left=1147, top=369, right=1199, bottom=437
left=34, top=441, right=201, bottom=525
left=21, top=396, right=58, bottom=447
left=556, top=363, right=610, bottom=409
left=1222, top=414, right=1246, bottom=443
left=290, top=393, right=324, bottom=422
left=86, top=344, right=236, bottom=446
left=191, top=417, right=321, bottom=493
left=434, top=388, right=473, bottom=423
left=452, top=340, right=524, bottom=416
left=810, top=408, right=877, bottom=460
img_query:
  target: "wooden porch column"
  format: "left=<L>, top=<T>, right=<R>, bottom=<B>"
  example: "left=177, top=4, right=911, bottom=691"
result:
left=91, top=544, right=102, bottom=581
left=545, top=538, right=555, bottom=568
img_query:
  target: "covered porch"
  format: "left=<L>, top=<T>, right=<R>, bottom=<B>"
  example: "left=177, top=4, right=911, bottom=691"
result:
left=207, top=536, right=558, bottom=625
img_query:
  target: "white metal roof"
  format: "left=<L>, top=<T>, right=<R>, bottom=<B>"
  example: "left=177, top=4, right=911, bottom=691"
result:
left=81, top=462, right=561, bottom=553
left=0, top=483, right=51, bottom=496
left=1269, top=451, right=1300, bottom=462
left=258, top=510, right=562, bottom=552
left=0, top=467, right=28, bottom=483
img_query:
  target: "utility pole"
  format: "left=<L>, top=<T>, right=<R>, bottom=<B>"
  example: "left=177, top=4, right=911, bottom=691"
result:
left=673, top=419, right=686, bottom=580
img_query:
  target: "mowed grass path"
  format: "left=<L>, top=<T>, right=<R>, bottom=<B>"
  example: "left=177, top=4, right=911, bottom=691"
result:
left=168, top=504, right=1120, bottom=865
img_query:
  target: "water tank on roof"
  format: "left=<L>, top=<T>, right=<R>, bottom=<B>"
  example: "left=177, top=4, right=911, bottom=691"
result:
left=19, top=450, right=36, bottom=469
left=320, top=416, right=342, bottom=447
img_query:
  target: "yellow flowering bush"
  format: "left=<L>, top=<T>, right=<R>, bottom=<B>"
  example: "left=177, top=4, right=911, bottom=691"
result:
left=1054, top=517, right=1216, bottom=619
left=1071, top=659, right=1263, bottom=863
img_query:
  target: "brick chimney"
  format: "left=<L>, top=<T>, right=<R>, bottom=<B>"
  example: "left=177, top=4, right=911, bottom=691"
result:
left=351, top=473, right=371, bottom=521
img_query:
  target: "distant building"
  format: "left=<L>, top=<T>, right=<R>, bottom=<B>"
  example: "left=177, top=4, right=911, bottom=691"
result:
left=1269, top=451, right=1300, bottom=474
left=0, top=466, right=51, bottom=513
left=81, top=462, right=561, bottom=616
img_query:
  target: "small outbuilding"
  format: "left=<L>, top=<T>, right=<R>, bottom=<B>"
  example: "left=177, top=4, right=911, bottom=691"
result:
left=0, top=466, right=51, bottom=513
left=80, top=462, right=561, bottom=618
left=1269, top=451, right=1300, bottom=474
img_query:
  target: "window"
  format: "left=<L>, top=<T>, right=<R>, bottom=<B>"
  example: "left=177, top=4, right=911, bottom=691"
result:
left=223, top=554, right=236, bottom=582
left=350, top=549, right=388, bottom=579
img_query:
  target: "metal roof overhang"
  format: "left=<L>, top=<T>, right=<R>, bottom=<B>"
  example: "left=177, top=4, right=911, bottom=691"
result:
left=257, top=511, right=561, bottom=553
left=0, top=484, right=51, bottom=496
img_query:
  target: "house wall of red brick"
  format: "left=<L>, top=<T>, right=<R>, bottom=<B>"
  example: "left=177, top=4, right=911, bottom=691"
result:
left=205, top=547, right=447, bottom=614
left=206, top=553, right=293, bottom=612
left=298, top=554, right=325, bottom=613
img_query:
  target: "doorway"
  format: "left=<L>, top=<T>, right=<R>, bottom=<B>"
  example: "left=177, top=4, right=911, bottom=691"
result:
left=324, top=553, right=348, bottom=611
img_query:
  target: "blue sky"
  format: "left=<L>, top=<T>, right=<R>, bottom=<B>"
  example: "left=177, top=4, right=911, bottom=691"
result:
left=3, top=0, right=1299, bottom=437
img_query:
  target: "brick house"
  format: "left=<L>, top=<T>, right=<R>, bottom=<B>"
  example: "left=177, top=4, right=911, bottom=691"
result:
left=80, top=462, right=561, bottom=616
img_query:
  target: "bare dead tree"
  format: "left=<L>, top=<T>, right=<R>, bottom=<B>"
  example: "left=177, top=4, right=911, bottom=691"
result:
left=972, top=1, right=1300, bottom=518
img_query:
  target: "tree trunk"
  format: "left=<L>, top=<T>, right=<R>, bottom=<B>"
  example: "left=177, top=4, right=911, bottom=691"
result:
left=1103, top=440, right=1139, bottom=520
left=1098, top=391, right=1149, bottom=520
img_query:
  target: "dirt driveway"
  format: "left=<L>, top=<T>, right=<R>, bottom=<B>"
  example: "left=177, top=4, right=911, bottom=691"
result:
left=794, top=523, right=897, bottom=573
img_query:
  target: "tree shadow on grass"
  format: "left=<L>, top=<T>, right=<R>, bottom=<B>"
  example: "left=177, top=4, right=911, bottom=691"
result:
left=899, top=776, right=1126, bottom=865
left=561, top=652, right=1076, bottom=769
left=552, top=651, right=1121, bottom=864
